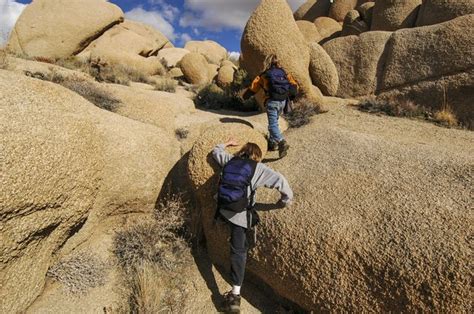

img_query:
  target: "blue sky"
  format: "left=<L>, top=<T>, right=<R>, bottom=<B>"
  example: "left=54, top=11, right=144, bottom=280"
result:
left=2, top=0, right=306, bottom=53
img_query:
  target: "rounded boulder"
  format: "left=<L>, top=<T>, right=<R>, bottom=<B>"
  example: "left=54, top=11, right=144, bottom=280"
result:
left=371, top=0, right=422, bottom=31
left=416, top=0, right=474, bottom=26
left=341, top=10, right=369, bottom=36
left=357, top=1, right=376, bottom=27
left=158, top=48, right=190, bottom=68
left=329, top=0, right=358, bottom=22
left=7, top=0, right=124, bottom=59
left=314, top=17, right=343, bottom=40
left=179, top=52, right=210, bottom=85
left=185, top=40, right=228, bottom=65
left=296, top=20, right=323, bottom=43
left=309, top=43, right=339, bottom=96
left=217, top=65, right=235, bottom=87
left=294, top=0, right=332, bottom=21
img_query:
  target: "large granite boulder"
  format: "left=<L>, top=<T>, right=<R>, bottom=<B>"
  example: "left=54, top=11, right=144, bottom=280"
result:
left=416, top=0, right=474, bottom=27
left=329, top=0, right=358, bottom=22
left=241, top=0, right=322, bottom=103
left=179, top=52, right=210, bottom=85
left=184, top=40, right=227, bottom=65
left=294, top=0, right=332, bottom=21
left=314, top=17, right=343, bottom=41
left=7, top=0, right=124, bottom=58
left=188, top=101, right=473, bottom=311
left=371, top=0, right=422, bottom=31
left=296, top=20, right=323, bottom=43
left=0, top=70, right=178, bottom=313
left=309, top=43, right=339, bottom=96
left=323, top=31, right=391, bottom=97
left=158, top=48, right=190, bottom=68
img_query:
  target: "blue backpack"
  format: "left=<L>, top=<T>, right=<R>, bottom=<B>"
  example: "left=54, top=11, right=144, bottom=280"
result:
left=218, top=157, right=257, bottom=213
left=265, top=67, right=291, bottom=101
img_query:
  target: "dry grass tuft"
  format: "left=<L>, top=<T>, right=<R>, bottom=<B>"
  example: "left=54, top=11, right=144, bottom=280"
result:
left=358, top=97, right=427, bottom=118
left=284, top=98, right=324, bottom=128
left=60, top=77, right=121, bottom=112
left=0, top=49, right=8, bottom=70
left=113, top=194, right=191, bottom=313
left=47, top=252, right=107, bottom=294
left=434, top=107, right=458, bottom=127
left=152, top=77, right=177, bottom=93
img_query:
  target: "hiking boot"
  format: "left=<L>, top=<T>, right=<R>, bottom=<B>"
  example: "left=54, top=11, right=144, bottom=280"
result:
left=268, top=140, right=278, bottom=151
left=222, top=291, right=241, bottom=313
left=278, top=139, right=290, bottom=158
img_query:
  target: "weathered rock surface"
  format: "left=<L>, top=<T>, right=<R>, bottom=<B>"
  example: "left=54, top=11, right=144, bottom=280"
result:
left=158, top=48, right=190, bottom=68
left=341, top=9, right=369, bottom=36
left=179, top=52, right=210, bottom=85
left=323, top=31, right=391, bottom=97
left=188, top=100, right=473, bottom=312
left=329, top=0, right=358, bottom=22
left=217, top=65, right=235, bottom=87
left=309, top=43, right=339, bottom=96
left=241, top=0, right=321, bottom=103
left=184, top=40, right=227, bottom=65
left=381, top=15, right=474, bottom=90
left=416, top=0, right=474, bottom=26
left=294, top=0, right=331, bottom=21
left=296, top=20, right=323, bottom=43
left=7, top=0, right=124, bottom=58
left=371, top=0, right=422, bottom=31
left=314, top=17, right=343, bottom=41
left=0, top=70, right=178, bottom=313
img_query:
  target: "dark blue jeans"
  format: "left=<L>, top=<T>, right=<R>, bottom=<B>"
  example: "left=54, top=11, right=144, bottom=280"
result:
left=230, top=224, right=248, bottom=286
left=266, top=100, right=286, bottom=145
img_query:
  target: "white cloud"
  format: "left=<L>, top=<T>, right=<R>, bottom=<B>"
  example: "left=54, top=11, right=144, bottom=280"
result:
left=125, top=7, right=177, bottom=41
left=180, top=33, right=192, bottom=44
left=179, top=0, right=306, bottom=31
left=0, top=0, right=27, bottom=47
left=228, top=51, right=240, bottom=61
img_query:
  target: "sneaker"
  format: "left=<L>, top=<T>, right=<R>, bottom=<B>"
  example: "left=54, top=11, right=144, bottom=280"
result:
left=278, top=139, right=290, bottom=158
left=268, top=140, right=278, bottom=151
left=222, top=291, right=241, bottom=313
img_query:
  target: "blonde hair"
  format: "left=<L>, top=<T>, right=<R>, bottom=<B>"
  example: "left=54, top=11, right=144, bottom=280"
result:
left=263, top=54, right=281, bottom=71
left=236, top=142, right=263, bottom=162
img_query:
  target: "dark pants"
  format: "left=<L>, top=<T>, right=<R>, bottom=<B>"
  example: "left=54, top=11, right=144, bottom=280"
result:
left=230, top=224, right=248, bottom=286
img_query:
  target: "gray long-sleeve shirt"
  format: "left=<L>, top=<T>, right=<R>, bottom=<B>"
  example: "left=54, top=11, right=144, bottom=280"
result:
left=212, top=144, right=293, bottom=228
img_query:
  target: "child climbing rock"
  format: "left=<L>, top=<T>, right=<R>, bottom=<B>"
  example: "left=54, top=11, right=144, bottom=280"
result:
left=212, top=138, right=293, bottom=313
left=243, top=55, right=299, bottom=158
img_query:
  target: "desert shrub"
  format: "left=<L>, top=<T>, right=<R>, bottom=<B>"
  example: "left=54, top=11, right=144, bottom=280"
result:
left=358, top=97, right=428, bottom=118
left=284, top=98, right=323, bottom=128
left=434, top=106, right=458, bottom=128
left=55, top=56, right=91, bottom=73
left=47, top=252, right=107, bottom=294
left=113, top=194, right=191, bottom=313
left=195, top=83, right=258, bottom=111
left=152, top=77, right=177, bottom=93
left=60, top=77, right=121, bottom=112
left=175, top=127, right=189, bottom=140
left=0, top=49, right=8, bottom=70
left=24, top=68, right=65, bottom=84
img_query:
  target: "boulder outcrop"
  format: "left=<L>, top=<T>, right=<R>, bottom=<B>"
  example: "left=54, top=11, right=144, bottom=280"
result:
left=179, top=52, right=210, bottom=85
left=371, top=0, right=422, bottom=31
left=7, top=0, right=124, bottom=59
left=323, top=31, right=391, bottom=97
left=357, top=1, right=375, bottom=27
left=416, top=0, right=474, bottom=27
left=294, top=0, right=332, bottom=21
left=309, top=43, right=339, bottom=96
left=0, top=70, right=178, bottom=313
left=184, top=40, right=227, bottom=65
left=241, top=0, right=321, bottom=103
